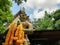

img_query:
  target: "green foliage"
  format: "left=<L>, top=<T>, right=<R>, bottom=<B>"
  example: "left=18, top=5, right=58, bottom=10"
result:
left=55, top=19, right=60, bottom=29
left=33, top=9, right=60, bottom=30
left=53, top=10, right=60, bottom=21
left=35, top=17, right=54, bottom=30
left=0, top=0, right=14, bottom=34
left=13, top=0, right=27, bottom=5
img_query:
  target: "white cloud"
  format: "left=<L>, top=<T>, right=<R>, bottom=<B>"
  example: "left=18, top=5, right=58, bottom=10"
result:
left=33, top=10, right=45, bottom=19
left=22, top=0, right=60, bottom=19
left=57, top=0, right=60, bottom=3
left=24, top=0, right=60, bottom=9
left=30, top=8, right=57, bottom=19
left=24, top=0, right=46, bottom=9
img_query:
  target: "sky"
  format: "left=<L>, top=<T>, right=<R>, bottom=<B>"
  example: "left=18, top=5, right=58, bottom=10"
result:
left=11, top=0, right=60, bottom=21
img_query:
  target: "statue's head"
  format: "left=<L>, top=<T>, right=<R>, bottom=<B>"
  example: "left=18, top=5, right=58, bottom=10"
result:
left=21, top=7, right=25, bottom=14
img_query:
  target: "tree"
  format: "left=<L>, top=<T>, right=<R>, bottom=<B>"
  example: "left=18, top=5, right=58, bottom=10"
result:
left=33, top=9, right=60, bottom=30
left=0, top=0, right=14, bottom=34
left=12, top=0, right=27, bottom=5
left=35, top=12, right=54, bottom=30
left=55, top=19, right=60, bottom=29
left=52, top=9, right=60, bottom=29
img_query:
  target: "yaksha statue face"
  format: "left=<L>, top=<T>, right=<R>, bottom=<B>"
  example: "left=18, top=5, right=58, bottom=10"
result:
left=20, top=14, right=27, bottom=22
